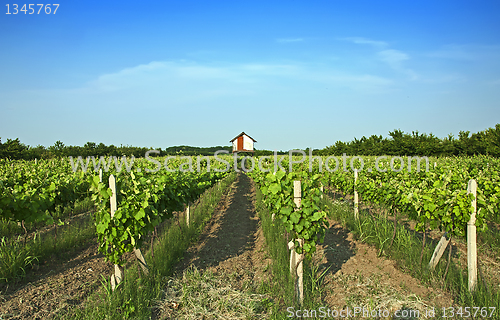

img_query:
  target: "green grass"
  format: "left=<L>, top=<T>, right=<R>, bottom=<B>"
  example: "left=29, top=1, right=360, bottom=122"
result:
left=478, top=222, right=500, bottom=256
left=0, top=212, right=96, bottom=282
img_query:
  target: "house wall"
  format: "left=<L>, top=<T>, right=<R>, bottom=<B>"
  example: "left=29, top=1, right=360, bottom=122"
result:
left=232, top=134, right=254, bottom=152
left=243, top=135, right=253, bottom=151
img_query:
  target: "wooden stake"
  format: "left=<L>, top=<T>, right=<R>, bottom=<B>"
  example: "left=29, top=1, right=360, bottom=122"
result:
left=354, top=171, right=359, bottom=220
left=288, top=240, right=296, bottom=275
left=109, top=175, right=123, bottom=291
left=110, top=175, right=117, bottom=214
left=293, top=180, right=304, bottom=305
left=134, top=248, right=149, bottom=275
left=186, top=203, right=190, bottom=227
left=467, top=179, right=477, bottom=292
left=429, top=234, right=450, bottom=270
left=114, top=264, right=123, bottom=283
left=294, top=180, right=301, bottom=208
left=296, top=239, right=304, bottom=305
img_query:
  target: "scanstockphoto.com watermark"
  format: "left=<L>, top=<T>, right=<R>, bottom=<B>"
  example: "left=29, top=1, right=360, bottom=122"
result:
left=287, top=306, right=496, bottom=318
left=287, top=306, right=437, bottom=318
left=68, top=150, right=430, bottom=174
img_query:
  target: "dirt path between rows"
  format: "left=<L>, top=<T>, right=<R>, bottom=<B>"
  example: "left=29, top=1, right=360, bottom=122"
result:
left=172, top=172, right=271, bottom=291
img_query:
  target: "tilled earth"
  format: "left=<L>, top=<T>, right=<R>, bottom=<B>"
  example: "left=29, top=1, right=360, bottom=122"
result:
left=315, top=220, right=454, bottom=315
left=0, top=239, right=113, bottom=320
left=172, top=172, right=271, bottom=292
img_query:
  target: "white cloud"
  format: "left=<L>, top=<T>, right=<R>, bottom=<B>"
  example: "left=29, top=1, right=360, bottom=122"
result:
left=427, top=44, right=500, bottom=61
left=340, top=37, right=388, bottom=48
left=276, top=38, right=304, bottom=43
left=378, top=49, right=417, bottom=80
left=378, top=50, right=409, bottom=68
left=340, top=38, right=417, bottom=80
left=82, top=60, right=393, bottom=96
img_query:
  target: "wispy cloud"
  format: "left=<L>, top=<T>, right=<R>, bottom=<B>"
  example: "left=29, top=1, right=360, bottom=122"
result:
left=427, top=44, right=500, bottom=61
left=326, top=74, right=393, bottom=86
left=276, top=38, right=304, bottom=43
left=378, top=49, right=418, bottom=80
left=421, top=74, right=467, bottom=84
left=339, top=37, right=388, bottom=48
left=81, top=59, right=395, bottom=99
left=340, top=37, right=417, bottom=80
left=378, top=50, right=409, bottom=68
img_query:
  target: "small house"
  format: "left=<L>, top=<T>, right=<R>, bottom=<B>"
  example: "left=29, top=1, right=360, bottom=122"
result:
left=230, top=132, right=256, bottom=153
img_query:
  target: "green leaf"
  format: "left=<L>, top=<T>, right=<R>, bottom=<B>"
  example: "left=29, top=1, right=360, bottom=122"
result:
left=290, top=211, right=300, bottom=224
left=135, top=208, right=146, bottom=221
left=269, top=183, right=281, bottom=194
left=312, top=211, right=324, bottom=221
left=275, top=170, right=286, bottom=180
left=280, top=207, right=293, bottom=217
left=97, top=222, right=108, bottom=234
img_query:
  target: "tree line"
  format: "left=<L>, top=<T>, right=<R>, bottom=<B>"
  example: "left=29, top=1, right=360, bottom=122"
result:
left=0, top=140, right=236, bottom=160
left=317, top=124, right=500, bottom=157
left=1, top=123, right=499, bottom=160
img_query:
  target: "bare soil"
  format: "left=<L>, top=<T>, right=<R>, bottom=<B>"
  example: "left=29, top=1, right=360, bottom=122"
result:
left=172, top=172, right=271, bottom=291
left=315, top=220, right=454, bottom=315
left=0, top=239, right=113, bottom=320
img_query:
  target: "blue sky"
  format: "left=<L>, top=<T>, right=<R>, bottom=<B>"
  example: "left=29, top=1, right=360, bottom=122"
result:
left=1, top=0, right=499, bottom=151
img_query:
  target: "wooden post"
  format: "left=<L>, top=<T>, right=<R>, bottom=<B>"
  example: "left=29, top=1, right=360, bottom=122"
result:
left=467, top=179, right=477, bottom=292
left=354, top=171, right=359, bottom=220
left=293, top=180, right=304, bottom=305
left=109, top=175, right=123, bottom=291
left=99, top=169, right=103, bottom=183
left=288, top=240, right=296, bottom=275
left=186, top=203, right=190, bottom=227
left=320, top=183, right=324, bottom=200
left=134, top=248, right=149, bottom=275
left=428, top=234, right=450, bottom=270
left=294, top=180, right=302, bottom=208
